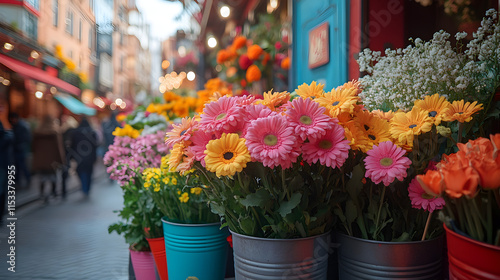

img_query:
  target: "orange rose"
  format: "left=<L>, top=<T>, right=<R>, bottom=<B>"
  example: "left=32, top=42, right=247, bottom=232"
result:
left=441, top=153, right=480, bottom=198
left=232, top=36, right=247, bottom=50
left=247, top=44, right=263, bottom=60
left=471, top=157, right=500, bottom=189
left=246, top=65, right=261, bottom=83
left=281, top=57, right=290, bottom=70
left=417, top=170, right=444, bottom=196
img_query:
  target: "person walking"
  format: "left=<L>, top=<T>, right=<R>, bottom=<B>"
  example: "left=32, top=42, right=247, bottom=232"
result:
left=60, top=116, right=78, bottom=199
left=70, top=117, right=98, bottom=198
left=0, top=121, right=14, bottom=225
left=8, top=112, right=31, bottom=188
left=31, top=115, right=65, bottom=203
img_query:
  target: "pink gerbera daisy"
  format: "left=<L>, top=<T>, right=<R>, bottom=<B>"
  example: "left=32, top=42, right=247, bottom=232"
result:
left=285, top=97, right=336, bottom=141
left=165, top=117, right=197, bottom=148
left=364, top=141, right=412, bottom=186
left=241, top=104, right=277, bottom=137
left=199, top=96, right=242, bottom=133
left=246, top=115, right=300, bottom=169
left=191, top=130, right=219, bottom=164
left=408, top=178, right=445, bottom=213
left=302, top=124, right=350, bottom=168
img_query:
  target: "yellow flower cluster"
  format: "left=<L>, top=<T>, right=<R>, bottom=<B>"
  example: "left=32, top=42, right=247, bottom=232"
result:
left=112, top=124, right=141, bottom=139
left=142, top=168, right=162, bottom=192
left=190, top=187, right=202, bottom=195
left=179, top=192, right=189, bottom=203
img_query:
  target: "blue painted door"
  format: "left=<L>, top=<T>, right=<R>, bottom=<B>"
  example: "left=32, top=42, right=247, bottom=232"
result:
left=292, top=0, right=348, bottom=90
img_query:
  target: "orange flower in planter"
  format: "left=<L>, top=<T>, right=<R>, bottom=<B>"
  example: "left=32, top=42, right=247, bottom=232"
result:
left=444, top=100, right=483, bottom=123
left=217, top=50, right=230, bottom=64
left=246, top=65, right=261, bottom=83
left=247, top=44, right=263, bottom=60
left=417, top=170, right=444, bottom=196
left=440, top=152, right=480, bottom=198
left=232, top=36, right=247, bottom=50
left=281, top=57, right=290, bottom=70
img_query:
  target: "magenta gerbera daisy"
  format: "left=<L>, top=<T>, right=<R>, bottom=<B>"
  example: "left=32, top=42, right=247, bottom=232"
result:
left=408, top=178, right=445, bottom=213
left=165, top=117, right=197, bottom=148
left=191, top=130, right=219, bottom=163
left=241, top=104, right=277, bottom=137
left=285, top=97, right=336, bottom=141
left=245, top=115, right=300, bottom=169
left=199, top=96, right=242, bottom=133
left=302, top=124, right=350, bottom=168
left=364, top=141, right=412, bottom=186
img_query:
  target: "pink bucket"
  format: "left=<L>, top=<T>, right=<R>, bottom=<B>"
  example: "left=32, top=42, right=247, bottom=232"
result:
left=130, top=249, right=156, bottom=280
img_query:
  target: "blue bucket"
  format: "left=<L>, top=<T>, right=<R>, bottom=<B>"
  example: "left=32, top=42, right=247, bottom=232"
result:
left=162, top=218, right=229, bottom=280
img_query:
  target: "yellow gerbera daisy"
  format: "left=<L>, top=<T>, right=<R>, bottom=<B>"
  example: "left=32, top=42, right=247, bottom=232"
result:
left=315, top=87, right=359, bottom=119
left=414, top=94, right=451, bottom=125
left=343, top=121, right=370, bottom=152
left=204, top=133, right=251, bottom=178
left=354, top=110, right=392, bottom=152
left=390, top=107, right=433, bottom=146
left=168, top=142, right=186, bottom=171
left=258, top=90, right=291, bottom=111
left=295, top=81, right=325, bottom=99
left=443, top=100, right=483, bottom=123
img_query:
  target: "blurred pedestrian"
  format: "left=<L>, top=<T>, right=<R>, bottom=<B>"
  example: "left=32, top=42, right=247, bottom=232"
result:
left=60, top=115, right=78, bottom=199
left=32, top=115, right=65, bottom=203
left=101, top=111, right=120, bottom=156
left=0, top=121, right=14, bottom=225
left=8, top=112, right=31, bottom=188
left=70, top=117, right=98, bottom=198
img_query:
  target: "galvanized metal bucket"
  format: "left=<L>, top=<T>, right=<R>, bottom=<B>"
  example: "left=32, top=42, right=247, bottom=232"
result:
left=231, top=231, right=331, bottom=280
left=336, top=233, right=444, bottom=279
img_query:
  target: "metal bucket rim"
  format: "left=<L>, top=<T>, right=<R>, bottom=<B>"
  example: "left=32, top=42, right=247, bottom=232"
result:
left=161, top=217, right=222, bottom=227
left=444, top=223, right=500, bottom=251
left=230, top=229, right=331, bottom=242
left=335, top=231, right=444, bottom=245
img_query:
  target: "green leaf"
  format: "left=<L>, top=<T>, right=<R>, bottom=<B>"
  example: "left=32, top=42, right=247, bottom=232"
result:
left=392, top=232, right=410, bottom=242
left=278, top=193, right=302, bottom=217
left=240, top=188, right=272, bottom=208
left=209, top=202, right=225, bottom=216
left=345, top=200, right=357, bottom=225
left=239, top=216, right=256, bottom=235
left=334, top=208, right=346, bottom=223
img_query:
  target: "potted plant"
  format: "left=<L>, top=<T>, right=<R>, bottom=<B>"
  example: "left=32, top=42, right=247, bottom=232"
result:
left=166, top=81, right=361, bottom=279
left=141, top=157, right=226, bottom=280
left=417, top=134, right=500, bottom=279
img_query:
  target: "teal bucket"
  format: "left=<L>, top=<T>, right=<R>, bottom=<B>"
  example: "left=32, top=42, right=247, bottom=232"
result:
left=162, top=218, right=229, bottom=280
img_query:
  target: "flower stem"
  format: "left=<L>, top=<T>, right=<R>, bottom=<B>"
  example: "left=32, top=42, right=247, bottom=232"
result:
left=487, top=190, right=493, bottom=244
left=421, top=211, right=432, bottom=241
left=373, top=186, right=386, bottom=240
left=457, top=122, right=463, bottom=143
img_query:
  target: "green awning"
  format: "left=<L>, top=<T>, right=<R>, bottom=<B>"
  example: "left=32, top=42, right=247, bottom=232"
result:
left=54, top=93, right=96, bottom=116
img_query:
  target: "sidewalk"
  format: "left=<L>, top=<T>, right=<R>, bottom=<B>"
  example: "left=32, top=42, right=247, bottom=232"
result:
left=15, top=159, right=109, bottom=209
left=0, top=160, right=129, bottom=279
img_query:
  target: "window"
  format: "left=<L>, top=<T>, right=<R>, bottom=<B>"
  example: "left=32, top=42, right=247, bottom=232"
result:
left=52, top=0, right=58, bottom=27
left=78, top=20, right=82, bottom=41
left=88, top=27, right=94, bottom=49
left=25, top=12, right=38, bottom=40
left=65, top=9, right=73, bottom=35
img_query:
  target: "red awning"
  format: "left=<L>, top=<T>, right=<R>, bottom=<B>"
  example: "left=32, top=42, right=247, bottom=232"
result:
left=0, top=53, right=81, bottom=96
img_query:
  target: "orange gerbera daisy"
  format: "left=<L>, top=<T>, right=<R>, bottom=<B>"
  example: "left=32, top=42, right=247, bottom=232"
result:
left=295, top=81, right=324, bottom=99
left=258, top=90, right=291, bottom=111
left=342, top=121, right=370, bottom=152
left=444, top=100, right=483, bottom=123
left=168, top=142, right=186, bottom=171
left=337, top=80, right=362, bottom=95
left=372, top=109, right=395, bottom=121
left=354, top=110, right=392, bottom=152
left=315, top=87, right=359, bottom=119
left=390, top=107, right=433, bottom=147
left=414, top=94, right=451, bottom=125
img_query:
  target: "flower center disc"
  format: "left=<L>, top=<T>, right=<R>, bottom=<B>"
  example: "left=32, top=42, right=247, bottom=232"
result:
left=368, top=134, right=376, bottom=140
left=299, top=115, right=312, bottom=125
left=380, top=157, right=393, bottom=166
left=216, top=113, right=227, bottom=120
left=332, top=101, right=340, bottom=106
left=318, top=140, right=333, bottom=150
left=180, top=130, right=187, bottom=136
left=264, top=134, right=278, bottom=146
left=223, top=152, right=234, bottom=160
left=421, top=193, right=435, bottom=200
left=409, top=124, right=417, bottom=129
left=428, top=111, right=437, bottom=117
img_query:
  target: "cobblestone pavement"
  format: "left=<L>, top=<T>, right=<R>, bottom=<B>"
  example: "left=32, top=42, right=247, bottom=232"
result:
left=0, top=165, right=130, bottom=280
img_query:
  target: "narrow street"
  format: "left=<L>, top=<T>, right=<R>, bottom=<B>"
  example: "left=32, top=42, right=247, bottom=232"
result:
left=0, top=163, right=129, bottom=279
